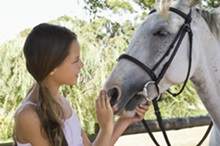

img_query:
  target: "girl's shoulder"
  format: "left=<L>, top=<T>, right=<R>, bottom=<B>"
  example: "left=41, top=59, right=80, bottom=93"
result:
left=14, top=102, right=42, bottom=144
left=14, top=101, right=37, bottom=118
left=14, top=101, right=40, bottom=130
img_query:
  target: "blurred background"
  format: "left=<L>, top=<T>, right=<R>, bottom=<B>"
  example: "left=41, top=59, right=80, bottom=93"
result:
left=0, top=0, right=219, bottom=143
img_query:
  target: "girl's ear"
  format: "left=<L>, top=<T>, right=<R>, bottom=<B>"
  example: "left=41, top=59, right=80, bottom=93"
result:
left=49, top=68, right=57, bottom=75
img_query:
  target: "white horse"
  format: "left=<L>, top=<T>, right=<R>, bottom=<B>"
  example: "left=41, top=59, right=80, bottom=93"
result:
left=103, top=0, right=220, bottom=145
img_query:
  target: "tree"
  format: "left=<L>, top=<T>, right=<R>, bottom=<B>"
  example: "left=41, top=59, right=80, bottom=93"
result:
left=81, top=0, right=154, bottom=21
left=82, top=0, right=219, bottom=18
left=202, top=0, right=220, bottom=8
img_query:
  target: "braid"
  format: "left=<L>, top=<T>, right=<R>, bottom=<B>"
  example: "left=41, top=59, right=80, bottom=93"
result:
left=37, top=84, right=68, bottom=146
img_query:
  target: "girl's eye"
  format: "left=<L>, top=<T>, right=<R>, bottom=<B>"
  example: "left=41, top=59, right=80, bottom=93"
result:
left=72, top=59, right=79, bottom=64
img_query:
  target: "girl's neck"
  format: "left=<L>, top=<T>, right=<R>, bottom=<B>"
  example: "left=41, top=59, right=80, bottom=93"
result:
left=27, top=82, right=61, bottom=102
left=41, top=80, right=61, bottom=101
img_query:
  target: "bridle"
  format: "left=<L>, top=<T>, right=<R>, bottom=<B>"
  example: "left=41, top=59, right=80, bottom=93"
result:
left=118, top=7, right=212, bottom=146
left=119, top=7, right=193, bottom=101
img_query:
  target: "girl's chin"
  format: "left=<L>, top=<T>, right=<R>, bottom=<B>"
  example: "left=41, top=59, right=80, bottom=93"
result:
left=66, top=80, right=77, bottom=86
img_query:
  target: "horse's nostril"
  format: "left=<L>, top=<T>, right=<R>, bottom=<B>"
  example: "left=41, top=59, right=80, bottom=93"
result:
left=108, top=88, right=119, bottom=106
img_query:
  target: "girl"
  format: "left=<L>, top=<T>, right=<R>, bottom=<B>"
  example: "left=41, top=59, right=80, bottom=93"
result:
left=13, top=23, right=150, bottom=146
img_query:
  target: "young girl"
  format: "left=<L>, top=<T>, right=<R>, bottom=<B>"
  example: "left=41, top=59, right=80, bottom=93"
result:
left=13, top=23, right=150, bottom=146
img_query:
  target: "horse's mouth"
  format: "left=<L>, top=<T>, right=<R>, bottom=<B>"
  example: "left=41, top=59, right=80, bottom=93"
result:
left=107, top=86, right=147, bottom=116
left=112, top=92, right=147, bottom=116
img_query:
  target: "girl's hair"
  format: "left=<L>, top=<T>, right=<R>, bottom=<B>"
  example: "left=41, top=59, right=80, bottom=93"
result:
left=16, top=23, right=77, bottom=145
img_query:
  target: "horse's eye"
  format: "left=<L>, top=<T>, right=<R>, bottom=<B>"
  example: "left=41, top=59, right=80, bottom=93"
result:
left=153, top=29, right=169, bottom=36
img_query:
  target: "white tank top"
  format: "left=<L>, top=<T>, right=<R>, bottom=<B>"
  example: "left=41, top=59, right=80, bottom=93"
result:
left=15, top=101, right=84, bottom=146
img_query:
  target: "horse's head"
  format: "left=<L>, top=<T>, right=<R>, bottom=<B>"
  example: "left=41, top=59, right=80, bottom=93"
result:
left=103, top=0, right=208, bottom=117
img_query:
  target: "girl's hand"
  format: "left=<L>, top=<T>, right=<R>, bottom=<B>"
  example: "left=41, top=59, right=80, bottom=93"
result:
left=119, top=102, right=151, bottom=124
left=95, top=90, right=114, bottom=130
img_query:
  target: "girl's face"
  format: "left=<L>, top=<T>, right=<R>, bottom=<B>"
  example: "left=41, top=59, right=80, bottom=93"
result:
left=50, top=40, right=84, bottom=86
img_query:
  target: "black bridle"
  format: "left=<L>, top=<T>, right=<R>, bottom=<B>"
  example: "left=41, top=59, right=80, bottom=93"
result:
left=119, top=7, right=193, bottom=100
left=118, top=7, right=212, bottom=146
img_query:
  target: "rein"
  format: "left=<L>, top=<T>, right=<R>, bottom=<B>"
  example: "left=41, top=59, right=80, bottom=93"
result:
left=118, top=7, right=212, bottom=146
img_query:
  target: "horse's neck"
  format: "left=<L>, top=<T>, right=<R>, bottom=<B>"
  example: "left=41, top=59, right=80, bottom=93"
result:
left=191, top=41, right=220, bottom=131
left=191, top=15, right=220, bottom=99
left=191, top=43, right=220, bottom=99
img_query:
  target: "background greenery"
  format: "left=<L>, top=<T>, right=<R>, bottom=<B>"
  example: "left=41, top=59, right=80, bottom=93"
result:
left=1, top=0, right=218, bottom=142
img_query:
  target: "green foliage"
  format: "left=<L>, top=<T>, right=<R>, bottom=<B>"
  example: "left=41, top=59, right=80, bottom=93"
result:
left=202, top=0, right=220, bottom=8
left=105, top=0, right=134, bottom=13
left=0, top=39, right=34, bottom=141
left=84, top=0, right=136, bottom=15
left=133, top=0, right=156, bottom=10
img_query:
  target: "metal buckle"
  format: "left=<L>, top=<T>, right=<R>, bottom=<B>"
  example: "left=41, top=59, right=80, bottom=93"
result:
left=143, top=81, right=161, bottom=102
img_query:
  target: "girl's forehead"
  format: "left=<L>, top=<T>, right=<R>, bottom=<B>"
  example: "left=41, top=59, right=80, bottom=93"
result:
left=69, top=40, right=80, bottom=55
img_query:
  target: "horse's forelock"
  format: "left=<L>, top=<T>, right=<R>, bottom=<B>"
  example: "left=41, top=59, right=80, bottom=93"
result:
left=154, top=0, right=200, bottom=19
left=189, top=0, right=201, bottom=8
left=155, top=0, right=172, bottom=19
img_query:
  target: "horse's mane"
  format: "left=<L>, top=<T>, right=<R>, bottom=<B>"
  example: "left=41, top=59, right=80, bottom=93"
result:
left=196, top=8, right=220, bottom=37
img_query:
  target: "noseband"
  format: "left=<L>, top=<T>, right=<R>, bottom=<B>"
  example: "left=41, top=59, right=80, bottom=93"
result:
left=118, top=7, right=193, bottom=102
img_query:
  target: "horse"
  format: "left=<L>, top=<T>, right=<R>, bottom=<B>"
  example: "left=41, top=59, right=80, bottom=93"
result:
left=103, top=0, right=220, bottom=145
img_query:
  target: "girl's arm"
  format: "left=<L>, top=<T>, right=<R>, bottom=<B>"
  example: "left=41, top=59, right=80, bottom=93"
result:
left=82, top=90, right=114, bottom=146
left=109, top=103, right=151, bottom=146
left=82, top=90, right=150, bottom=146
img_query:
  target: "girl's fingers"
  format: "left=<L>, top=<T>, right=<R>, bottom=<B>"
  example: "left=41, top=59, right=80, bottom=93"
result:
left=136, top=107, right=145, bottom=115
left=139, top=104, right=150, bottom=110
left=100, top=90, right=109, bottom=109
left=101, top=90, right=107, bottom=109
left=146, top=101, right=152, bottom=106
left=135, top=104, right=150, bottom=116
left=96, top=98, right=101, bottom=110
left=136, top=110, right=144, bottom=117
left=105, top=94, right=111, bottom=110
left=96, top=90, right=103, bottom=109
left=97, top=90, right=112, bottom=111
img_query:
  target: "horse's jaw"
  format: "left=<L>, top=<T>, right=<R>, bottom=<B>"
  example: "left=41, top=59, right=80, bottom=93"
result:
left=122, top=95, right=147, bottom=117
left=112, top=97, right=147, bottom=118
left=111, top=93, right=147, bottom=117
